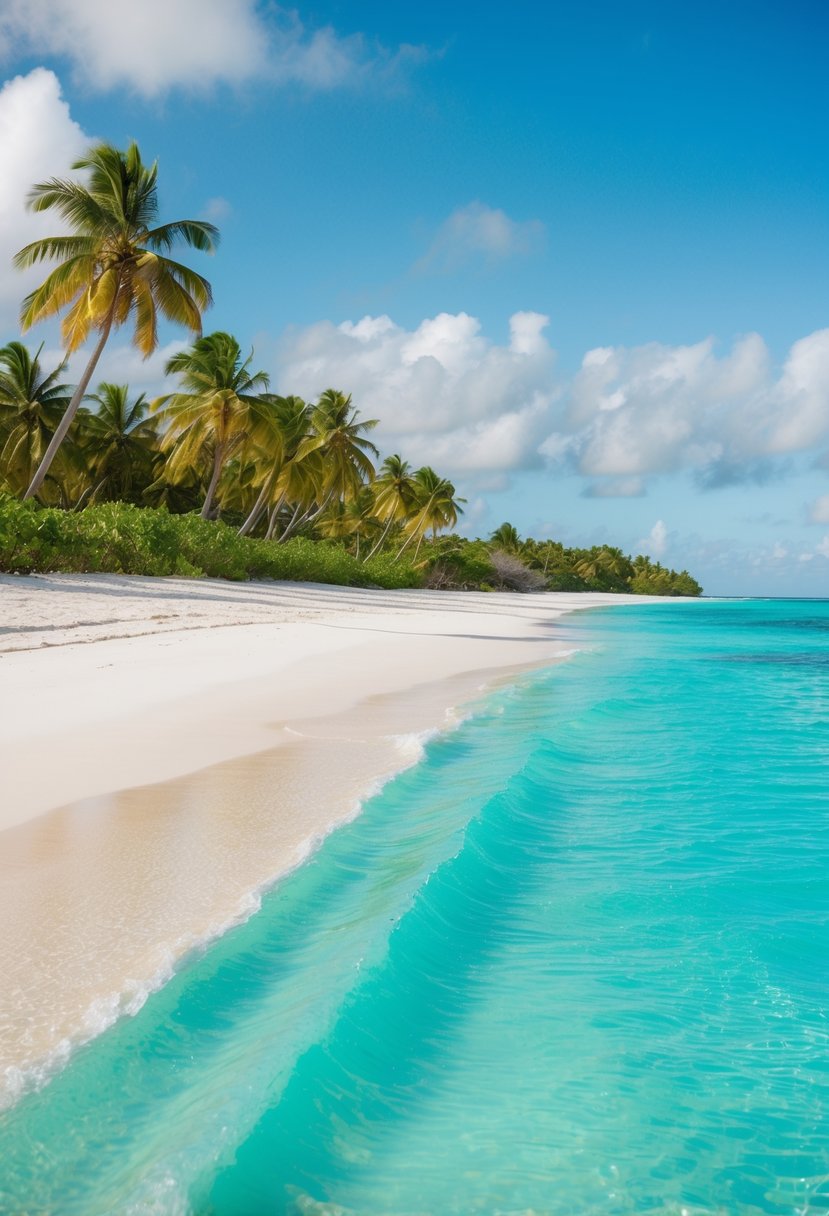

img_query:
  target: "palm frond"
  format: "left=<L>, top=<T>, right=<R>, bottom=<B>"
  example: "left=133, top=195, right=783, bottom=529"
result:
left=25, top=178, right=110, bottom=232
left=13, top=234, right=96, bottom=269
left=144, top=220, right=220, bottom=254
left=19, top=256, right=95, bottom=329
left=131, top=275, right=159, bottom=357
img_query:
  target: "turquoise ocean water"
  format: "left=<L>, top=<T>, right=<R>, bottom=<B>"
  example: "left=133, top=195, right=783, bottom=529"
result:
left=2, top=600, right=828, bottom=1215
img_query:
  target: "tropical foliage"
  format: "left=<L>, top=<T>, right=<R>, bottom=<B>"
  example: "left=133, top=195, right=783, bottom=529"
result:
left=14, top=141, right=217, bottom=498
left=1, top=139, right=702, bottom=596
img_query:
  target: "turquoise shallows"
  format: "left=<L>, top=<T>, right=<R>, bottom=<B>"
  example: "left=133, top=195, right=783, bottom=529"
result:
left=2, top=600, right=828, bottom=1215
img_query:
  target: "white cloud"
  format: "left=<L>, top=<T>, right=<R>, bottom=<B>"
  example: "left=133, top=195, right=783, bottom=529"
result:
left=559, top=330, right=829, bottom=481
left=0, top=68, right=88, bottom=334
left=808, top=494, right=829, bottom=524
left=0, top=1, right=423, bottom=97
left=816, top=535, right=829, bottom=559
left=69, top=340, right=188, bottom=399
left=638, top=519, right=668, bottom=558
left=276, top=310, right=556, bottom=472
left=415, top=202, right=545, bottom=274
left=766, top=331, right=829, bottom=453
left=274, top=313, right=829, bottom=490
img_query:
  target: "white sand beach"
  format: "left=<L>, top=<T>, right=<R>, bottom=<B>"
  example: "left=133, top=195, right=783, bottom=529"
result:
left=0, top=574, right=654, bottom=1100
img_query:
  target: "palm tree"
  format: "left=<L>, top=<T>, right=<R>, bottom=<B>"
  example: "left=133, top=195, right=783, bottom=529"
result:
left=14, top=141, right=218, bottom=499
left=318, top=487, right=379, bottom=557
left=237, top=395, right=311, bottom=537
left=78, top=383, right=159, bottom=503
left=396, top=467, right=464, bottom=561
left=574, top=545, right=634, bottom=588
left=489, top=521, right=521, bottom=553
left=364, top=455, right=417, bottom=560
left=278, top=389, right=379, bottom=542
left=0, top=342, right=74, bottom=497
left=153, top=332, right=270, bottom=519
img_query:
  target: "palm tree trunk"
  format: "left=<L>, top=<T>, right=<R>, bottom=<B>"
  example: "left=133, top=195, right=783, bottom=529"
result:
left=365, top=515, right=395, bottom=562
left=269, top=498, right=302, bottom=541
left=278, top=490, right=334, bottom=542
left=238, top=476, right=279, bottom=536
left=277, top=504, right=310, bottom=542
left=396, top=527, right=418, bottom=561
left=23, top=312, right=115, bottom=500
left=200, top=444, right=225, bottom=519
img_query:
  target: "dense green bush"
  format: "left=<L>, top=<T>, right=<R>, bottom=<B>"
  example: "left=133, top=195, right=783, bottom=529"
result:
left=0, top=498, right=420, bottom=589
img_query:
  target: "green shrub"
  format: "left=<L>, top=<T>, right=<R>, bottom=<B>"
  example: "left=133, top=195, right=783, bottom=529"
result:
left=0, top=498, right=422, bottom=589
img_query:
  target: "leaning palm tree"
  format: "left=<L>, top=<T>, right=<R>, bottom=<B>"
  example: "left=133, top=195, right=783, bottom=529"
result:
left=396, top=467, right=464, bottom=561
left=237, top=395, right=311, bottom=536
left=14, top=141, right=218, bottom=499
left=0, top=341, right=74, bottom=497
left=318, top=487, right=380, bottom=557
left=78, top=383, right=159, bottom=503
left=153, top=332, right=270, bottom=519
left=278, top=389, right=379, bottom=542
left=364, top=455, right=417, bottom=560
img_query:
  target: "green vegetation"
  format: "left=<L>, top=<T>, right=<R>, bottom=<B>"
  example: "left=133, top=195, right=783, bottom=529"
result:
left=422, top=533, right=701, bottom=596
left=0, top=140, right=702, bottom=597
left=15, top=141, right=217, bottom=498
left=0, top=498, right=419, bottom=588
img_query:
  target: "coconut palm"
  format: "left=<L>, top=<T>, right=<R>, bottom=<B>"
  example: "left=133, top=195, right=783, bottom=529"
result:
left=0, top=341, right=74, bottom=497
left=318, top=487, right=379, bottom=557
left=489, top=521, right=521, bottom=553
left=574, top=546, right=633, bottom=588
left=278, top=389, right=379, bottom=542
left=237, top=395, right=311, bottom=537
left=152, top=332, right=270, bottom=519
left=301, top=389, right=378, bottom=498
left=396, top=467, right=464, bottom=560
left=14, top=141, right=218, bottom=499
left=78, top=383, right=159, bottom=503
left=364, top=455, right=417, bottom=560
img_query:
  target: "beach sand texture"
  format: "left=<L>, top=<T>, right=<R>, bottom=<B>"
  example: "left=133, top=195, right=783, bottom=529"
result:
left=0, top=574, right=651, bottom=1100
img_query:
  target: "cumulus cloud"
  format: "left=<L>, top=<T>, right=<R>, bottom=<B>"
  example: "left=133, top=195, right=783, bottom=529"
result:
left=0, top=68, right=88, bottom=333
left=0, top=1, right=424, bottom=97
left=548, top=329, right=829, bottom=484
left=276, top=310, right=556, bottom=472
left=638, top=519, right=668, bottom=558
left=415, top=202, right=545, bottom=274
left=274, top=312, right=829, bottom=490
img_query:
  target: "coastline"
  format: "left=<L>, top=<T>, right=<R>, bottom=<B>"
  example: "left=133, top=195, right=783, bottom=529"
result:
left=0, top=575, right=663, bottom=1101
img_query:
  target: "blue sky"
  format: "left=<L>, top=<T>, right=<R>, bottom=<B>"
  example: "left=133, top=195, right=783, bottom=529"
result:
left=1, top=0, right=827, bottom=594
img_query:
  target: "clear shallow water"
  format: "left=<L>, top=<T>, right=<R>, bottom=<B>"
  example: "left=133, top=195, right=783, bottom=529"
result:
left=2, top=599, right=828, bottom=1215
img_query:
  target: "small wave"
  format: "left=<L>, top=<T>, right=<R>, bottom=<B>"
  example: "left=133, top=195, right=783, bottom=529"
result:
left=1, top=883, right=267, bottom=1111
left=0, top=713, right=467, bottom=1112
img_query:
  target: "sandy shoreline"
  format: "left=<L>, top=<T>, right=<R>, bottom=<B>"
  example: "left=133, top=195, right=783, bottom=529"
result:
left=0, top=574, right=657, bottom=1100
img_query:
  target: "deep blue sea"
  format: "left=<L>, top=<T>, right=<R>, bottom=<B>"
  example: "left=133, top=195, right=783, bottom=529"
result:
left=2, top=599, right=828, bottom=1215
